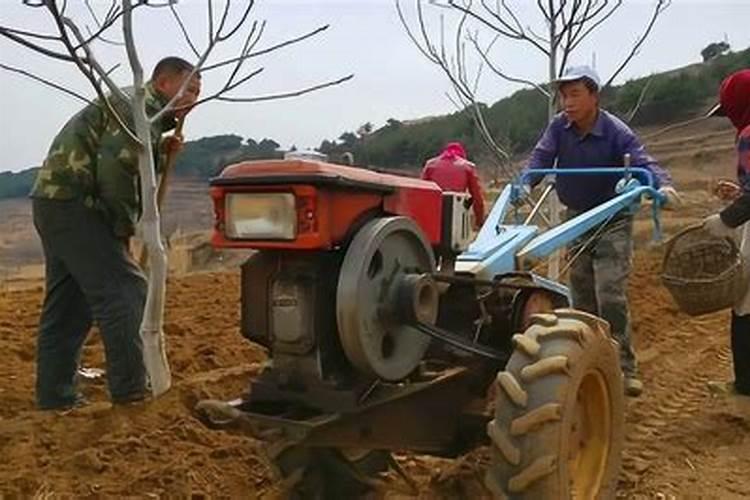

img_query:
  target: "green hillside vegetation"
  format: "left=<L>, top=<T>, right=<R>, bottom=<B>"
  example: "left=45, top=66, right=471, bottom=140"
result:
left=0, top=135, right=284, bottom=200
left=1, top=47, right=747, bottom=199
left=173, top=135, right=283, bottom=178
left=0, top=168, right=38, bottom=199
left=326, top=47, right=749, bottom=168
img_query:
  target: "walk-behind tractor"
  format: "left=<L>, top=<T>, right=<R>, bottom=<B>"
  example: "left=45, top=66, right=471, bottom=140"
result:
left=196, top=159, right=665, bottom=499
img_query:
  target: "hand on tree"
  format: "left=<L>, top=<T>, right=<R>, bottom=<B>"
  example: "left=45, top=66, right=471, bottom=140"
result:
left=163, top=133, right=184, bottom=156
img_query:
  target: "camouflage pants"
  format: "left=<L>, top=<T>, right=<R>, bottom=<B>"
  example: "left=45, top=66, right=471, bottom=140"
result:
left=32, top=198, right=147, bottom=409
left=566, top=210, right=637, bottom=377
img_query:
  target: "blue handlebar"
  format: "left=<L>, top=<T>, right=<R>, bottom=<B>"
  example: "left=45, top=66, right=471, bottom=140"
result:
left=514, top=166, right=666, bottom=241
left=519, top=166, right=658, bottom=189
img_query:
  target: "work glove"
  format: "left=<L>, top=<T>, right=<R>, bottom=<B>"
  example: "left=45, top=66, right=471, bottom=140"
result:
left=658, top=186, right=682, bottom=210
left=702, top=213, right=736, bottom=239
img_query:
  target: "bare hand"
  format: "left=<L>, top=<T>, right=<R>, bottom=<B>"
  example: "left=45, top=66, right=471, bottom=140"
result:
left=714, top=179, right=742, bottom=201
left=658, top=186, right=682, bottom=211
left=163, top=133, right=184, bottom=156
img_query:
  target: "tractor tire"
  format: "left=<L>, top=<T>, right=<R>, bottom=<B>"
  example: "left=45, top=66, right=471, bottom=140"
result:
left=484, top=309, right=624, bottom=499
left=273, top=446, right=390, bottom=500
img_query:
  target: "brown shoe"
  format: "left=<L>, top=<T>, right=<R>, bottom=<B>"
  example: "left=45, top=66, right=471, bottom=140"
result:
left=112, top=392, right=147, bottom=406
left=708, top=381, right=750, bottom=414
left=707, top=381, right=750, bottom=397
left=707, top=380, right=735, bottom=395
left=624, top=377, right=643, bottom=398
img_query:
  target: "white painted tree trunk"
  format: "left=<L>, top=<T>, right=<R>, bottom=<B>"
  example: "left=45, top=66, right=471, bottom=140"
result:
left=133, top=94, right=171, bottom=397
left=123, top=0, right=171, bottom=396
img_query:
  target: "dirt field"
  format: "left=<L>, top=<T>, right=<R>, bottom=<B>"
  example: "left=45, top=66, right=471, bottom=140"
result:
left=1, top=119, right=749, bottom=498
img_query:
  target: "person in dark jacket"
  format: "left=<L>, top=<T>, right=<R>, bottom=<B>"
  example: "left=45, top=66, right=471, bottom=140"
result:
left=702, top=69, right=750, bottom=398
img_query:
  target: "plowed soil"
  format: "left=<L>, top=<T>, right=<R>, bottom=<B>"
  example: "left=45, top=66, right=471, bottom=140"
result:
left=1, top=119, right=749, bottom=498
left=2, top=237, right=749, bottom=499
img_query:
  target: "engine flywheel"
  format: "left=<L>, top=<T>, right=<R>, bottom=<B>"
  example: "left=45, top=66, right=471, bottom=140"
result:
left=336, top=217, right=437, bottom=381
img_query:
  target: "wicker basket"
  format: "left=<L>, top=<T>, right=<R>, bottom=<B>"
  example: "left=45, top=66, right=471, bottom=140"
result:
left=661, top=224, right=749, bottom=316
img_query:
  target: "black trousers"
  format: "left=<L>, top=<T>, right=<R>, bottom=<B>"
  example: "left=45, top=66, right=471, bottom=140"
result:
left=32, top=198, right=147, bottom=409
left=732, top=312, right=750, bottom=395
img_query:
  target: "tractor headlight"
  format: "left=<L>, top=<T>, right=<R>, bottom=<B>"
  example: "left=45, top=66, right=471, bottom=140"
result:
left=225, top=193, right=296, bottom=240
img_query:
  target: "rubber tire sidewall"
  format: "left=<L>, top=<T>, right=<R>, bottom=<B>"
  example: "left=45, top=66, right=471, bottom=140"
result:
left=486, top=310, right=625, bottom=499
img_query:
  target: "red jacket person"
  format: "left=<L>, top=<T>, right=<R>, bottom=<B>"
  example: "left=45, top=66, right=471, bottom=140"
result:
left=421, top=142, right=485, bottom=226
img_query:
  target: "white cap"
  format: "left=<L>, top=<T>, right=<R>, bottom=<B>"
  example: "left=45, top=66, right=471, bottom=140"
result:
left=553, top=65, right=601, bottom=89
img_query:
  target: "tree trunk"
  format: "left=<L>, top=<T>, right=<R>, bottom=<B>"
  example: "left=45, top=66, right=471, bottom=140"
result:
left=547, top=24, right=561, bottom=281
left=132, top=90, right=171, bottom=396
left=123, top=0, right=171, bottom=396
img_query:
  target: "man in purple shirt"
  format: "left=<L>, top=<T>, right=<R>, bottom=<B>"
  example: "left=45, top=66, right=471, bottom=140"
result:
left=525, top=65, right=679, bottom=397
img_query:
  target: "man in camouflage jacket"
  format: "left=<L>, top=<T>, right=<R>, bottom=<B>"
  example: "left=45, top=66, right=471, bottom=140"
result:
left=30, top=57, right=200, bottom=410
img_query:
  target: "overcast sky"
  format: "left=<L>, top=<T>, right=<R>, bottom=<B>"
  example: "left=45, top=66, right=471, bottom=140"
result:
left=1, top=0, right=749, bottom=172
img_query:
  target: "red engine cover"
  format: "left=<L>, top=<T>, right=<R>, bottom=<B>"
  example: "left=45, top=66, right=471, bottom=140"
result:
left=210, top=159, right=443, bottom=249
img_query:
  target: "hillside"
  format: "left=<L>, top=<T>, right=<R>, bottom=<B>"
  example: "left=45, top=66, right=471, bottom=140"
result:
left=2, top=121, right=749, bottom=496
left=337, top=47, right=749, bottom=170
left=1, top=47, right=748, bottom=199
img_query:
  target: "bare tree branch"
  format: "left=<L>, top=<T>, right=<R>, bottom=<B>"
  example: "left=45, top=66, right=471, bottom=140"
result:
left=625, top=75, right=653, bottom=123
left=214, top=74, right=354, bottom=103
left=47, top=3, right=138, bottom=144
left=396, top=1, right=440, bottom=65
left=478, top=0, right=526, bottom=38
left=449, top=4, right=509, bottom=159
left=568, top=0, right=623, bottom=51
left=121, top=0, right=143, bottom=88
left=84, top=0, right=117, bottom=29
left=216, top=0, right=255, bottom=42
left=84, top=24, right=124, bottom=47
left=169, top=1, right=200, bottom=58
left=445, top=89, right=516, bottom=179
left=0, top=62, right=93, bottom=103
left=188, top=67, right=265, bottom=107
left=401, top=0, right=514, bottom=172
left=526, top=24, right=551, bottom=45
left=497, top=0, right=524, bottom=34
left=221, top=20, right=262, bottom=95
left=0, top=27, right=79, bottom=62
left=536, top=0, right=552, bottom=21
left=76, top=0, right=125, bottom=49
left=448, top=0, right=551, bottom=55
left=137, top=0, right=176, bottom=6
left=207, top=0, right=214, bottom=40
left=0, top=25, right=58, bottom=41
left=60, top=17, right=129, bottom=104
left=603, top=0, right=669, bottom=89
left=148, top=7, right=223, bottom=124
left=201, top=24, right=329, bottom=72
left=552, top=0, right=569, bottom=21
left=149, top=41, right=213, bottom=123
left=558, top=0, right=588, bottom=76
left=469, top=34, right=551, bottom=97
left=641, top=114, right=708, bottom=142
left=96, top=63, right=122, bottom=87
left=214, top=0, right=233, bottom=39
left=397, top=0, right=472, bottom=102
